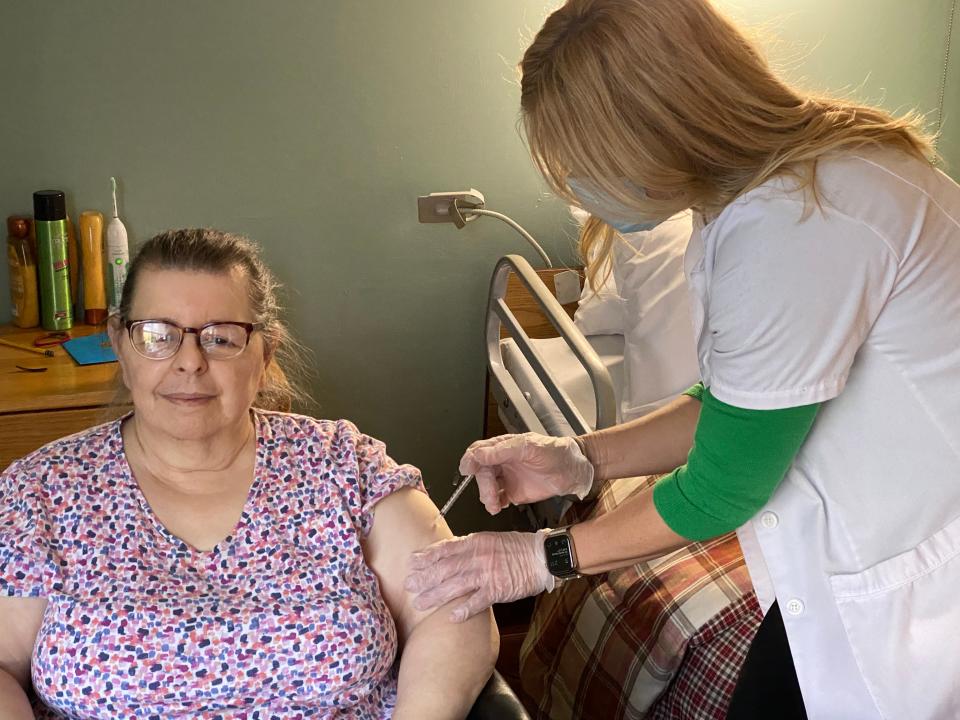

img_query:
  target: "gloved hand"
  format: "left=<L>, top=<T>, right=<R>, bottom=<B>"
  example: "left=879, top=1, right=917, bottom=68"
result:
left=459, top=433, right=594, bottom=514
left=405, top=530, right=555, bottom=622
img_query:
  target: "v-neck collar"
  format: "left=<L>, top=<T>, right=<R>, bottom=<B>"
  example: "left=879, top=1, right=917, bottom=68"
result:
left=112, top=410, right=266, bottom=558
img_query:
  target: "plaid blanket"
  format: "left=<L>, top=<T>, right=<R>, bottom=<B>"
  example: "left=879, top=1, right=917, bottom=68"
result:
left=519, top=474, right=760, bottom=720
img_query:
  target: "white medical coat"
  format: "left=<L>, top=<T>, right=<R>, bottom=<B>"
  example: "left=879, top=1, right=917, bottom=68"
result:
left=683, top=148, right=960, bottom=719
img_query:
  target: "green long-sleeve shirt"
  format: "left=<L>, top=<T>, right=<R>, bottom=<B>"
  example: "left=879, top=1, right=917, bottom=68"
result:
left=652, top=383, right=820, bottom=541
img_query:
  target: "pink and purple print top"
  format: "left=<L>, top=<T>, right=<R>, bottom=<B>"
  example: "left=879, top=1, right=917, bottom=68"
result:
left=0, top=410, right=425, bottom=719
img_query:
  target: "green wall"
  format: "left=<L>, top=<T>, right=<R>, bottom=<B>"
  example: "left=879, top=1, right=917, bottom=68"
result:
left=1, top=1, right=955, bottom=532
left=717, top=0, right=959, bottom=172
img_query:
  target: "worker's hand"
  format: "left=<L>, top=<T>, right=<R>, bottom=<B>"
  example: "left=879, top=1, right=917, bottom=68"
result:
left=460, top=433, right=594, bottom=514
left=406, top=530, right=555, bottom=622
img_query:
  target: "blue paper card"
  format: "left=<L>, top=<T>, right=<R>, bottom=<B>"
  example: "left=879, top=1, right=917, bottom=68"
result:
left=63, top=332, right=117, bottom=366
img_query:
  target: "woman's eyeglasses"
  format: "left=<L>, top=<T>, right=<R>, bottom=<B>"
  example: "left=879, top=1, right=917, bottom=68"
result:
left=125, top=320, right=264, bottom=361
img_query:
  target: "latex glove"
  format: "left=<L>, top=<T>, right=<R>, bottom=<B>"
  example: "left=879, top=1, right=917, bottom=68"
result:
left=405, top=530, right=555, bottom=622
left=459, top=433, right=594, bottom=514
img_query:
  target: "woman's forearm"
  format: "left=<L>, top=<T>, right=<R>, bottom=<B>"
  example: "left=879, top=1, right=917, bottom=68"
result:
left=393, top=605, right=499, bottom=720
left=570, top=484, right=689, bottom=575
left=0, top=669, right=34, bottom=720
left=580, top=393, right=701, bottom=482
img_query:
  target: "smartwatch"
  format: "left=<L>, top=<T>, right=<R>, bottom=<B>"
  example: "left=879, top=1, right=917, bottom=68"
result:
left=543, top=527, right=581, bottom=580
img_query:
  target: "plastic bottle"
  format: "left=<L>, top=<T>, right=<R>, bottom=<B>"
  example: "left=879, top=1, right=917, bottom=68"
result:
left=6, top=216, right=40, bottom=328
left=79, top=211, right=107, bottom=324
left=105, top=177, right=129, bottom=313
left=33, top=190, right=73, bottom=331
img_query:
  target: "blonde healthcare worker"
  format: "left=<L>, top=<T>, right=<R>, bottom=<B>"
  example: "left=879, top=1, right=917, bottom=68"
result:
left=405, top=1, right=960, bottom=717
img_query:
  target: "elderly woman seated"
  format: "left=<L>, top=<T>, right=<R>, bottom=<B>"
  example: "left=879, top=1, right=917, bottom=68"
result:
left=0, top=229, right=498, bottom=719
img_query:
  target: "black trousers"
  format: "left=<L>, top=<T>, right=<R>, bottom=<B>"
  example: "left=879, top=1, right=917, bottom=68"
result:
left=725, top=601, right=808, bottom=719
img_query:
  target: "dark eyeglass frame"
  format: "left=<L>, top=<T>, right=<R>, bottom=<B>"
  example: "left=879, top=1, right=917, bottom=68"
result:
left=124, top=319, right=265, bottom=360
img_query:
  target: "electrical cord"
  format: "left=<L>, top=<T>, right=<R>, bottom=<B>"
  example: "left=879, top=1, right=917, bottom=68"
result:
left=451, top=199, right=553, bottom=268
left=463, top=208, right=554, bottom=268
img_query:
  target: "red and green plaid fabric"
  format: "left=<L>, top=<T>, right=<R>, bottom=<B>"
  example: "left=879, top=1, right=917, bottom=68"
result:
left=519, top=474, right=760, bottom=719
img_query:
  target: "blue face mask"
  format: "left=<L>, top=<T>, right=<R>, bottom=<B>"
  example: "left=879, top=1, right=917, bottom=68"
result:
left=567, top=178, right=664, bottom=234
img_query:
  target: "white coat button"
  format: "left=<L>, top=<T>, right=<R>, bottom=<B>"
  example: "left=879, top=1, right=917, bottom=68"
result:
left=760, top=511, right=779, bottom=529
left=786, top=598, right=805, bottom=616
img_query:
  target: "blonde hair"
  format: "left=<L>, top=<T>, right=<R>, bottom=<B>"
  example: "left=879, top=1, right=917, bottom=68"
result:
left=520, top=0, right=937, bottom=290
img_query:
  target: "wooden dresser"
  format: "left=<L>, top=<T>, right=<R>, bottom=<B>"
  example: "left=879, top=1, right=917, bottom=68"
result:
left=0, top=323, right=122, bottom=471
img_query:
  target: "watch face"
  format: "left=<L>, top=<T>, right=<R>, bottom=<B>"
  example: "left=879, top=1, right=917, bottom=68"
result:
left=544, top=533, right=576, bottom=576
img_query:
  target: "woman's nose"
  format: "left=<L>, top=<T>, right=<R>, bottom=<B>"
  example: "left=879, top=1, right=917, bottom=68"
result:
left=173, top=332, right=208, bottom=373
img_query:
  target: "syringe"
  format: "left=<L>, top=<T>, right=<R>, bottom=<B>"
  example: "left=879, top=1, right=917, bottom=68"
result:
left=439, top=474, right=476, bottom=517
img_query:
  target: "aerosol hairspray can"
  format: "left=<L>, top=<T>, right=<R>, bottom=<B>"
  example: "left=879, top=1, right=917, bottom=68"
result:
left=33, top=190, right=73, bottom=331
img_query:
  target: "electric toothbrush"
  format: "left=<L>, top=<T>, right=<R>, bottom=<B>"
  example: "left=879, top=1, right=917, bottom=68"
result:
left=105, top=177, right=129, bottom=314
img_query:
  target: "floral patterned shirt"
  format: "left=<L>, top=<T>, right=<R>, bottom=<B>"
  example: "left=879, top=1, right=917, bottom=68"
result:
left=0, top=410, right=425, bottom=719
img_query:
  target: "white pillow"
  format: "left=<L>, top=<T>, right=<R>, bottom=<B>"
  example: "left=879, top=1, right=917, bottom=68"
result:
left=570, top=206, right=625, bottom=336
left=612, top=211, right=700, bottom=420
left=573, top=260, right=624, bottom=336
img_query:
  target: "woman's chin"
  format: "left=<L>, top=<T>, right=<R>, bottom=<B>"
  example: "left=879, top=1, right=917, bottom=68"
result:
left=152, top=408, right=224, bottom=441
left=133, top=394, right=254, bottom=441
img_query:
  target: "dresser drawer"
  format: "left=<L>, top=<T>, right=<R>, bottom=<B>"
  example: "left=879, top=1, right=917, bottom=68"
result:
left=0, top=406, right=128, bottom=472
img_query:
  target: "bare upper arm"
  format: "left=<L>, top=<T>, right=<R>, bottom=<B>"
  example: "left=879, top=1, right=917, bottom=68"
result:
left=361, top=487, right=454, bottom=642
left=0, top=596, right=47, bottom=688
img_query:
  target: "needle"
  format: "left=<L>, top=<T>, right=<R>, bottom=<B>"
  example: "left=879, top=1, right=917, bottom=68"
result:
left=439, top=474, right=475, bottom=517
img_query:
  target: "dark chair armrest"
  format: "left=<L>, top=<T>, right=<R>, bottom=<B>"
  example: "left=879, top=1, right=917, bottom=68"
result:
left=467, top=670, right=531, bottom=720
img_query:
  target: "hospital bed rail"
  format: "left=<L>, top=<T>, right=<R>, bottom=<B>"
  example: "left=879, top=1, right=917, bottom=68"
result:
left=485, top=254, right=617, bottom=438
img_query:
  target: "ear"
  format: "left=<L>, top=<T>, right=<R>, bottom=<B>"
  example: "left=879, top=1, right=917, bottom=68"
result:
left=106, top=316, right=122, bottom=350
left=107, top=317, right=133, bottom=389
left=262, top=340, right=275, bottom=370
left=258, top=341, right=276, bottom=391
